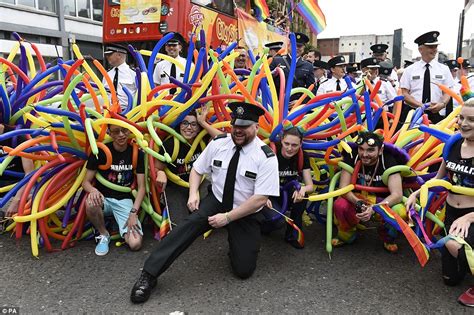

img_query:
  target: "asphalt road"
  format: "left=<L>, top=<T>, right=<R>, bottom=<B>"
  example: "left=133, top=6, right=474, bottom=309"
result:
left=1, top=219, right=472, bottom=314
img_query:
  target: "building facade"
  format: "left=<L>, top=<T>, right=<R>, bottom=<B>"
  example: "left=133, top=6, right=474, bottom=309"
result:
left=0, top=0, right=103, bottom=65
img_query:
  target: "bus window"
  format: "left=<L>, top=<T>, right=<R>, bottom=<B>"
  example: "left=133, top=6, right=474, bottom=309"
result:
left=192, top=0, right=234, bottom=16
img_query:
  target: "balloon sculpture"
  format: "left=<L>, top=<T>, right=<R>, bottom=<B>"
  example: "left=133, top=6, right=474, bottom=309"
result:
left=1, top=31, right=472, bottom=264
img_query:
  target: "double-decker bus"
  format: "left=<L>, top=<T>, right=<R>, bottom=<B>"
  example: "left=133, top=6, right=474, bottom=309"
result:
left=103, top=0, right=287, bottom=52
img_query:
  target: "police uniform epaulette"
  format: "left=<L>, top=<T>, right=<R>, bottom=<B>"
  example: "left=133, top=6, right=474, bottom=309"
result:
left=213, top=133, right=228, bottom=141
left=261, top=145, right=275, bottom=158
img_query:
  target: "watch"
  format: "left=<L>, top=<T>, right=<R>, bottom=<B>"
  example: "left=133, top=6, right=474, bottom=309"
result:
left=130, top=208, right=138, bottom=214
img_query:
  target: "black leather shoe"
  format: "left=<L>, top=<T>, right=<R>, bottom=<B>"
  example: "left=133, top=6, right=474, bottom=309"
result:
left=130, top=271, right=157, bottom=304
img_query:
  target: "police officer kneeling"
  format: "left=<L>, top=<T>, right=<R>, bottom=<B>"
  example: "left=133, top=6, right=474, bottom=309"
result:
left=130, top=102, right=280, bottom=304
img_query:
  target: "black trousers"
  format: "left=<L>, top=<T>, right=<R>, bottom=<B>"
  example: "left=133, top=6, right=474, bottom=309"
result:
left=441, top=203, right=474, bottom=286
left=144, top=192, right=262, bottom=279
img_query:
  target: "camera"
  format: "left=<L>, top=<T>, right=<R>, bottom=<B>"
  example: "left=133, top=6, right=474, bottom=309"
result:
left=355, top=200, right=368, bottom=214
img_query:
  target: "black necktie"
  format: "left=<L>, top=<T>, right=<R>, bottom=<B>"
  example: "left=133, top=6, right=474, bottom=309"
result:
left=336, top=79, right=341, bottom=91
left=222, top=146, right=242, bottom=210
left=113, top=67, right=119, bottom=91
left=169, top=63, right=177, bottom=94
left=422, top=63, right=431, bottom=103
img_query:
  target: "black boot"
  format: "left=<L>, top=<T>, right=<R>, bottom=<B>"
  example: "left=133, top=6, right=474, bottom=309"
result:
left=130, top=270, right=157, bottom=304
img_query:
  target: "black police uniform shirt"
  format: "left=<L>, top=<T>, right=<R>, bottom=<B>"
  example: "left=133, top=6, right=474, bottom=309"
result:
left=161, top=136, right=203, bottom=182
left=342, top=151, right=398, bottom=190
left=270, top=55, right=315, bottom=99
left=86, top=142, right=145, bottom=200
left=445, top=138, right=474, bottom=190
left=0, top=125, right=25, bottom=186
left=276, top=145, right=310, bottom=185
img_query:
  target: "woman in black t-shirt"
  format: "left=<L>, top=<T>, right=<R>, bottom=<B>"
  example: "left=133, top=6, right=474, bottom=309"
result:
left=154, top=107, right=222, bottom=224
left=406, top=100, right=474, bottom=306
left=263, top=127, right=314, bottom=249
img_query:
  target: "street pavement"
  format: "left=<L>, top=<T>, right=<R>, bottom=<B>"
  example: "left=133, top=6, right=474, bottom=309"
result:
left=1, top=219, right=472, bottom=314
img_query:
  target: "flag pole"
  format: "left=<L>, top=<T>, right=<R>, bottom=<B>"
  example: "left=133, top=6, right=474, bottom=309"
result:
left=162, top=190, right=173, bottom=230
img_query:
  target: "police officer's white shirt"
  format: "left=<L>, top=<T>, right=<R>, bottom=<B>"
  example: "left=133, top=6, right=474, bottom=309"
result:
left=452, top=80, right=462, bottom=109
left=103, top=62, right=137, bottom=110
left=153, top=56, right=188, bottom=85
left=468, top=75, right=474, bottom=90
left=192, top=134, right=280, bottom=210
left=390, top=69, right=399, bottom=89
left=317, top=77, right=348, bottom=95
left=399, top=59, right=454, bottom=116
left=377, top=78, right=398, bottom=104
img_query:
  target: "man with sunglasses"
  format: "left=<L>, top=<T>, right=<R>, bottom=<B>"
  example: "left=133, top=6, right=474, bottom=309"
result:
left=82, top=124, right=146, bottom=256
left=130, top=102, right=280, bottom=304
left=103, top=44, right=137, bottom=111
left=331, top=131, right=404, bottom=253
left=152, top=33, right=188, bottom=94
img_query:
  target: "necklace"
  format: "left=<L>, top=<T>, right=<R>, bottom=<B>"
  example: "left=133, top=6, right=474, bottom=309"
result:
left=361, top=157, right=380, bottom=187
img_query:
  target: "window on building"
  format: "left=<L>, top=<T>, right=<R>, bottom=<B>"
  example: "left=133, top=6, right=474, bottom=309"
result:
left=2, top=0, right=55, bottom=12
left=38, top=0, right=55, bottom=12
left=64, top=0, right=76, bottom=16
left=92, top=0, right=102, bottom=21
left=355, top=43, right=357, bottom=46
left=349, top=43, right=351, bottom=46
left=341, top=43, right=344, bottom=46
left=77, top=0, right=91, bottom=18
left=17, top=0, right=34, bottom=8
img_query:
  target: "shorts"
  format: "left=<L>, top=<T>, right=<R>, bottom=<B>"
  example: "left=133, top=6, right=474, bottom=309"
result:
left=104, top=198, right=143, bottom=237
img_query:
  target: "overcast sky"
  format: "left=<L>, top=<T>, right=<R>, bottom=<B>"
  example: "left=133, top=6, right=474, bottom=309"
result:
left=317, top=0, right=466, bottom=57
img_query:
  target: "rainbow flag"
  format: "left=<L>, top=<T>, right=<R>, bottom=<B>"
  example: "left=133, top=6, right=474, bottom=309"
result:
left=372, top=204, right=429, bottom=267
left=253, top=0, right=270, bottom=22
left=296, top=0, right=327, bottom=35
left=283, top=216, right=305, bottom=247
left=159, top=206, right=171, bottom=239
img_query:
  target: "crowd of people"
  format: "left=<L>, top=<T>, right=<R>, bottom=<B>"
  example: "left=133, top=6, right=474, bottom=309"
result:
left=2, top=29, right=474, bottom=308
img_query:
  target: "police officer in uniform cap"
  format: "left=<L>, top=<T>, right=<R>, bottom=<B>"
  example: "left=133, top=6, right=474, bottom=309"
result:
left=317, top=55, right=347, bottom=95
left=103, top=44, right=137, bottom=111
left=400, top=31, right=454, bottom=124
left=360, top=57, right=380, bottom=85
left=378, top=61, right=398, bottom=106
left=371, top=43, right=399, bottom=86
left=270, top=32, right=315, bottom=101
left=153, top=32, right=190, bottom=93
left=313, top=60, right=328, bottom=93
left=265, top=41, right=284, bottom=58
left=444, top=59, right=463, bottom=115
left=130, top=102, right=280, bottom=304
left=403, top=60, right=414, bottom=68
left=346, top=62, right=361, bottom=83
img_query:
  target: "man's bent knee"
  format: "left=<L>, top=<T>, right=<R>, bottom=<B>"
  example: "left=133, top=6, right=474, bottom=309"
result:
left=231, top=262, right=256, bottom=279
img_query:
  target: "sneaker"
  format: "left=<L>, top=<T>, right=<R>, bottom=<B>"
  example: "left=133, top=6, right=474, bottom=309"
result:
left=383, top=242, right=398, bottom=253
left=131, top=271, right=157, bottom=304
left=95, top=234, right=110, bottom=256
left=458, top=287, right=474, bottom=307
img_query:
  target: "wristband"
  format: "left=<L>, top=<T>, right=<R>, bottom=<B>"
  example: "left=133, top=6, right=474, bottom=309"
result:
left=130, top=208, right=138, bottom=214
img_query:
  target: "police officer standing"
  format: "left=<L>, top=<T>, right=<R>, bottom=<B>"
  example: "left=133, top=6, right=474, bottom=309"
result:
left=370, top=44, right=399, bottom=88
left=270, top=32, right=315, bottom=101
left=265, top=41, right=284, bottom=58
left=153, top=33, right=189, bottom=94
left=313, top=60, right=328, bottom=94
left=317, top=55, right=347, bottom=95
left=399, top=31, right=454, bottom=124
left=130, top=102, right=280, bottom=304
left=103, top=44, right=137, bottom=111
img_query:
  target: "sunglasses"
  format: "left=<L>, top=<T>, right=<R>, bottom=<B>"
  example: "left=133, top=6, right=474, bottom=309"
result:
left=356, top=132, right=383, bottom=147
